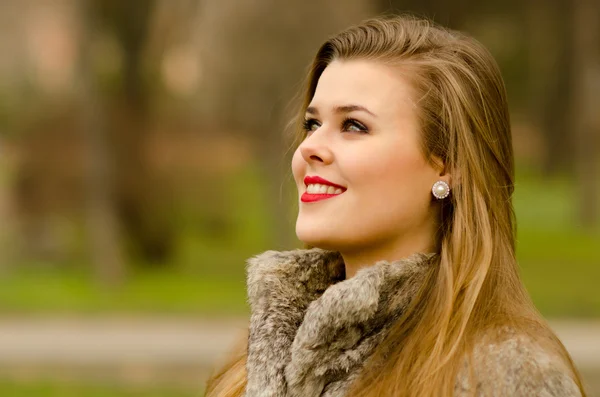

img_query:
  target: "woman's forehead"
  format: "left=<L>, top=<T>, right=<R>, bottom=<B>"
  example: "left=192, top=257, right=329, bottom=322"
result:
left=309, top=60, right=418, bottom=119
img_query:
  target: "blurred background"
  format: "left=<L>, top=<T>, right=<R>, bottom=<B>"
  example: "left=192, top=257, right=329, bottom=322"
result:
left=0, top=0, right=598, bottom=396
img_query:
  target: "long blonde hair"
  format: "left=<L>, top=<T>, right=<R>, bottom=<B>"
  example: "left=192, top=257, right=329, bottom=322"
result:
left=206, top=14, right=585, bottom=396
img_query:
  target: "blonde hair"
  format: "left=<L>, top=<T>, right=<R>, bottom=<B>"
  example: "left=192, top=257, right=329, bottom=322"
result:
left=206, top=14, right=585, bottom=396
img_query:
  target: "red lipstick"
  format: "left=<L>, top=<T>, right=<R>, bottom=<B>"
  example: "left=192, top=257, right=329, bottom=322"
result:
left=303, top=176, right=346, bottom=189
left=301, top=176, right=346, bottom=203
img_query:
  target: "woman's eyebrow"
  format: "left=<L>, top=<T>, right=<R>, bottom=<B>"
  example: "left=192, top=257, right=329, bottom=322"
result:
left=305, top=104, right=377, bottom=117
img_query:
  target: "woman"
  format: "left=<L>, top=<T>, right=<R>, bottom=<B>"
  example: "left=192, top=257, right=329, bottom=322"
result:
left=206, top=15, right=586, bottom=396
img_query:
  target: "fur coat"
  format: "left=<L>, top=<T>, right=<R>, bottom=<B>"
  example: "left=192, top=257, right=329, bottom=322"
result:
left=242, top=247, right=581, bottom=397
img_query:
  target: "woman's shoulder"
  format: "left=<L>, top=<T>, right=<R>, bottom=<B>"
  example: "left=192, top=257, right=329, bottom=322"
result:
left=456, top=326, right=582, bottom=396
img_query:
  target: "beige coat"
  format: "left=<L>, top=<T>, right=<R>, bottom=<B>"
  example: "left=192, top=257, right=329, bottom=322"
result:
left=242, top=248, right=581, bottom=397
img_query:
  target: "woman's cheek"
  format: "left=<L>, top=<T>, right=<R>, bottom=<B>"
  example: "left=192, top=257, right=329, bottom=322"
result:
left=291, top=150, right=305, bottom=188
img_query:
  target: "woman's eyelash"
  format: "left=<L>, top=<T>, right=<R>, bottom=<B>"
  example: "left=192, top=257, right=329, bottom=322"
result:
left=341, top=117, right=368, bottom=133
left=302, top=117, right=368, bottom=133
left=302, top=118, right=320, bottom=132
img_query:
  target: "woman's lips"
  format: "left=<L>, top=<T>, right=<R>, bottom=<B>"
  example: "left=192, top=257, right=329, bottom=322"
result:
left=301, top=176, right=347, bottom=203
left=301, top=191, right=344, bottom=203
left=303, top=175, right=346, bottom=190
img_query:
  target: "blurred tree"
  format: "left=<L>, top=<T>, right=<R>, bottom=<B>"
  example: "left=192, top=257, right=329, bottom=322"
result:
left=527, top=0, right=575, bottom=175
left=92, top=0, right=178, bottom=266
left=383, top=0, right=471, bottom=28
left=570, top=0, right=600, bottom=229
left=77, top=1, right=125, bottom=285
left=527, top=0, right=600, bottom=228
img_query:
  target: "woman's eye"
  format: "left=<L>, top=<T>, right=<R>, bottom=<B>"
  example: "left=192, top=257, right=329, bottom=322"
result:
left=343, top=118, right=368, bottom=133
left=302, top=117, right=368, bottom=135
left=302, top=118, right=320, bottom=133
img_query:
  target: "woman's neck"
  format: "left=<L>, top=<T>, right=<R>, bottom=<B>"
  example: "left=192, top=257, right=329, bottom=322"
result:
left=341, top=235, right=436, bottom=279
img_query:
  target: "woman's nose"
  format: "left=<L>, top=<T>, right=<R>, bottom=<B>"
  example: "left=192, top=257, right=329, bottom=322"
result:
left=299, top=133, right=334, bottom=165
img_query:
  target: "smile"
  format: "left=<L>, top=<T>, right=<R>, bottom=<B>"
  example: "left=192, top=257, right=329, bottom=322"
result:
left=306, top=183, right=344, bottom=195
left=301, top=184, right=345, bottom=203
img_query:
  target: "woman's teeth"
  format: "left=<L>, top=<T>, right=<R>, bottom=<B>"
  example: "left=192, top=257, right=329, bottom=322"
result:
left=306, top=184, right=344, bottom=194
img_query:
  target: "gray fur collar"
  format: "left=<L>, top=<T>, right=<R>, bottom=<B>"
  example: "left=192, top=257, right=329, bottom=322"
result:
left=241, top=248, right=582, bottom=397
left=243, top=247, right=437, bottom=397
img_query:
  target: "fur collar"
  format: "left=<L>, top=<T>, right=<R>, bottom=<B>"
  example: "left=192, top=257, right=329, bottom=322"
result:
left=240, top=248, right=582, bottom=397
left=243, top=247, right=437, bottom=397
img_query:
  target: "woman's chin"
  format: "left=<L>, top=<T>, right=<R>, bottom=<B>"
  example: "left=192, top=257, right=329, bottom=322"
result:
left=297, top=238, right=347, bottom=253
left=296, top=229, right=335, bottom=250
left=296, top=221, right=326, bottom=241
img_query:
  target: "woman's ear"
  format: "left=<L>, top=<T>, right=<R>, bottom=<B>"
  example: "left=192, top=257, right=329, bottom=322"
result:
left=431, top=155, right=456, bottom=190
left=431, top=155, right=449, bottom=178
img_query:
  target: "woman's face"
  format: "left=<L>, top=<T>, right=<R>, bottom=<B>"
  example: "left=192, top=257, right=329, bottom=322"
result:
left=292, top=59, right=446, bottom=261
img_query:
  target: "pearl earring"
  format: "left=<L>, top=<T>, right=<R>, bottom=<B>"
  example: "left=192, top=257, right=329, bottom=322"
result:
left=432, top=180, right=450, bottom=199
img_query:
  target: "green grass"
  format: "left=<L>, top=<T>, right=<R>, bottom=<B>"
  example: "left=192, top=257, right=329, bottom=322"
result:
left=0, top=379, right=201, bottom=397
left=0, top=269, right=248, bottom=316
left=517, top=229, right=600, bottom=317
left=513, top=169, right=600, bottom=317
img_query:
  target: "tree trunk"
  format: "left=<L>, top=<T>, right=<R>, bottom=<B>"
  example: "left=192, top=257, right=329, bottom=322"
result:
left=94, top=0, right=177, bottom=265
left=77, top=1, right=125, bottom=286
left=570, top=0, right=600, bottom=230
left=527, top=0, right=575, bottom=176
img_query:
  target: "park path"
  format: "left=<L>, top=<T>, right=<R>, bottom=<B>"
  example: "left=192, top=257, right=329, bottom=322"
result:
left=0, top=317, right=598, bottom=392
